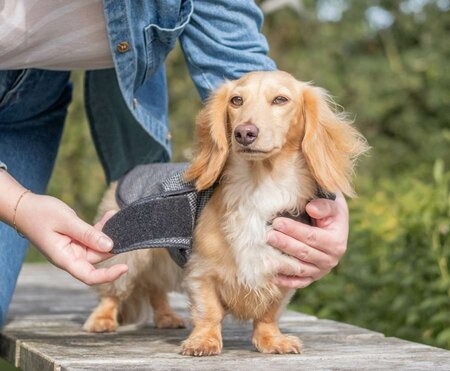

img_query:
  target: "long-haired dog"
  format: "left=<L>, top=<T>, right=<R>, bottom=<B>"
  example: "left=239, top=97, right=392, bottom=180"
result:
left=84, top=71, right=368, bottom=356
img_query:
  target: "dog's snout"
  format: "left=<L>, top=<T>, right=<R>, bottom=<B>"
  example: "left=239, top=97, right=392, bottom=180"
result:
left=234, top=124, right=259, bottom=146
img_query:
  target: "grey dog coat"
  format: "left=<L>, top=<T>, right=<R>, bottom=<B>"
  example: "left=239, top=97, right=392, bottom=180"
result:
left=102, top=163, right=335, bottom=267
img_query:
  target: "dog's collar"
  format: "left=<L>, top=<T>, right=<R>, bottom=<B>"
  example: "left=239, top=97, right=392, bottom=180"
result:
left=103, top=163, right=335, bottom=268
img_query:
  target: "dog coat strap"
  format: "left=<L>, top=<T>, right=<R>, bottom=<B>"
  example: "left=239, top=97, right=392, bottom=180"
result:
left=102, top=163, right=213, bottom=267
left=316, top=187, right=336, bottom=201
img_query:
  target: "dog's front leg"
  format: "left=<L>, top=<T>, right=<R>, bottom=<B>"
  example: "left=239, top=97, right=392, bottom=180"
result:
left=181, top=277, right=225, bottom=356
left=252, top=295, right=303, bottom=354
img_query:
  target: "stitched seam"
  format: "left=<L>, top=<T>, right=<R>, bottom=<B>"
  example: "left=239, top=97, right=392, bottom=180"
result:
left=113, top=240, right=191, bottom=254
left=144, top=0, right=194, bottom=34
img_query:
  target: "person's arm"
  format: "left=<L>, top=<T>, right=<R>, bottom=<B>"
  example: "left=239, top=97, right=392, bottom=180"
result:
left=179, top=0, right=276, bottom=98
left=0, top=168, right=128, bottom=285
left=179, top=1, right=349, bottom=288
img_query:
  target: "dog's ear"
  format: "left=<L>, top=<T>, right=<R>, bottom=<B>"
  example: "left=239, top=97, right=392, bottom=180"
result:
left=300, top=85, right=368, bottom=197
left=184, top=83, right=231, bottom=191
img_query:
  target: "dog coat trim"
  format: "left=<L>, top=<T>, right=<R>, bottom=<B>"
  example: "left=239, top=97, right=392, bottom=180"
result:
left=102, top=163, right=335, bottom=267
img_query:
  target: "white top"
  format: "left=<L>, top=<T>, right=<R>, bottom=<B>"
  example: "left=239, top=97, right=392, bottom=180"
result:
left=0, top=0, right=114, bottom=70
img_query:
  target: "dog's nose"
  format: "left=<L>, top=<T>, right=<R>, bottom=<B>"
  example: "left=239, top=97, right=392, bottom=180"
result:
left=234, top=124, right=259, bottom=146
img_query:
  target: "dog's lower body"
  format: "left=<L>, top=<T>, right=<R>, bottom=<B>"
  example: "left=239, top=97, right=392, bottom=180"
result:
left=83, top=183, right=301, bottom=356
left=83, top=184, right=185, bottom=332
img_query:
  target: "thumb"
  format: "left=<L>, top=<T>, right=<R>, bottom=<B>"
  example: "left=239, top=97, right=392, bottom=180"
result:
left=93, top=210, right=118, bottom=231
left=306, top=198, right=337, bottom=221
left=62, top=214, right=114, bottom=252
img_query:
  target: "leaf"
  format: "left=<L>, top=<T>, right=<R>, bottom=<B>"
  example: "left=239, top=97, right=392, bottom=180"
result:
left=434, top=159, right=445, bottom=184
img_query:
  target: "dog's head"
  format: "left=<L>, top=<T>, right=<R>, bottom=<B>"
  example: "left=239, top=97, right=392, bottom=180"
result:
left=185, top=71, right=368, bottom=197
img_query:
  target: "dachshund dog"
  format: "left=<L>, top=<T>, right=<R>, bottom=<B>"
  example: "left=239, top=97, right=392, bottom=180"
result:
left=180, top=71, right=368, bottom=356
left=83, top=71, right=367, bottom=357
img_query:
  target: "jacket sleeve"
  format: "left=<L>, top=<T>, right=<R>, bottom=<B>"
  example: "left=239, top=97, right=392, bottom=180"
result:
left=179, top=0, right=277, bottom=100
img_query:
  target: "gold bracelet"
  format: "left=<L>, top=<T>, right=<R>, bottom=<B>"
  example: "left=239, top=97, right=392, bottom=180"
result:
left=13, top=189, right=31, bottom=238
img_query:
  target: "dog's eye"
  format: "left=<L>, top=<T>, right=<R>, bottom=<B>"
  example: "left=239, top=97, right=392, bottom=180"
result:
left=272, top=96, right=289, bottom=105
left=230, top=96, right=243, bottom=107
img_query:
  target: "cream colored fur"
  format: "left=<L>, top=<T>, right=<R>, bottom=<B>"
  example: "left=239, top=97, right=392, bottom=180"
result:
left=221, top=152, right=316, bottom=289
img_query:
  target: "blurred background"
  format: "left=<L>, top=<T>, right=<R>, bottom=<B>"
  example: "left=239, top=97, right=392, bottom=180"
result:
left=25, top=0, right=450, bottom=350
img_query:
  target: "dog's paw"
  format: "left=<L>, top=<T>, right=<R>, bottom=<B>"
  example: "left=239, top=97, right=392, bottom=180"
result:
left=83, top=315, right=118, bottom=333
left=253, top=334, right=302, bottom=354
left=180, top=335, right=222, bottom=356
left=154, top=312, right=186, bottom=329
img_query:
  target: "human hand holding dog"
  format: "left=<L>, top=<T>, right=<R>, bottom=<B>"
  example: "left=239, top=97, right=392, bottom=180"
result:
left=267, top=191, right=348, bottom=289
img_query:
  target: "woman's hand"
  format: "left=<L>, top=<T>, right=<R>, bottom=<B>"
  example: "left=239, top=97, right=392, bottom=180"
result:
left=16, top=193, right=128, bottom=285
left=267, top=192, right=348, bottom=289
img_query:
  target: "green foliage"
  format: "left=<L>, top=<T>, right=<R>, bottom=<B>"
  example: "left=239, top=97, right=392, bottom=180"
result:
left=263, top=0, right=450, bottom=178
left=291, top=161, right=450, bottom=349
left=24, top=0, right=449, bottom=351
left=0, top=358, right=19, bottom=371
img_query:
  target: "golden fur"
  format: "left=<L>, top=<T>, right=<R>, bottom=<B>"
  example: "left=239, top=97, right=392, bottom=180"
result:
left=181, top=71, right=368, bottom=355
left=84, top=71, right=368, bottom=356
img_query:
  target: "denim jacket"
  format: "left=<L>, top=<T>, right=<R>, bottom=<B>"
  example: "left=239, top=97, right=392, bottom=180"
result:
left=1, top=1, right=276, bottom=181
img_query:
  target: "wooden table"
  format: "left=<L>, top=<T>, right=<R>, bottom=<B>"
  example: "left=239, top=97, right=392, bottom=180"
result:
left=1, top=263, right=449, bottom=370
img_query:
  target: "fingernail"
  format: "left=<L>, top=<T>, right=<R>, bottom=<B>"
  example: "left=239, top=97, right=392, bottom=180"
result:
left=273, top=219, right=285, bottom=231
left=267, top=232, right=277, bottom=245
left=307, top=203, right=319, bottom=213
left=98, top=236, right=113, bottom=251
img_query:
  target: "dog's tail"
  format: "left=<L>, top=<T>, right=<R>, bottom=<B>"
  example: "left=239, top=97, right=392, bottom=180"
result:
left=117, top=293, right=152, bottom=330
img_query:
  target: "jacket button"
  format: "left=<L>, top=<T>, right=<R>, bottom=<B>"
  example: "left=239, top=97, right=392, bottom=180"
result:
left=166, top=132, right=172, bottom=141
left=117, top=41, right=130, bottom=53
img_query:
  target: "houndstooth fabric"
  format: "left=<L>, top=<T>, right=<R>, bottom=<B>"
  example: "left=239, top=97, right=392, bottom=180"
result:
left=116, top=163, right=190, bottom=208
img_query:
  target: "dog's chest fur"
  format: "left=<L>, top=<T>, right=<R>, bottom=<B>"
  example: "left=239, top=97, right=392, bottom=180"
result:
left=221, top=154, right=316, bottom=289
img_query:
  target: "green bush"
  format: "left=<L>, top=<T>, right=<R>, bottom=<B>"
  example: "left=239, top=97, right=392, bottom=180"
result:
left=291, top=161, right=450, bottom=349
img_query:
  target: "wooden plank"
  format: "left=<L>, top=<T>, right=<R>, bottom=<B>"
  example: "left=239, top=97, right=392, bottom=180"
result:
left=1, top=264, right=450, bottom=371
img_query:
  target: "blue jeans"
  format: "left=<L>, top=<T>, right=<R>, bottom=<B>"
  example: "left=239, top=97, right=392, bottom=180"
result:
left=0, top=69, right=72, bottom=327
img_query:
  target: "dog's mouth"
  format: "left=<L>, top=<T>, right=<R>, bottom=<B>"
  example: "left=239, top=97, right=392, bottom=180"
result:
left=238, top=148, right=272, bottom=154
left=236, top=147, right=280, bottom=158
